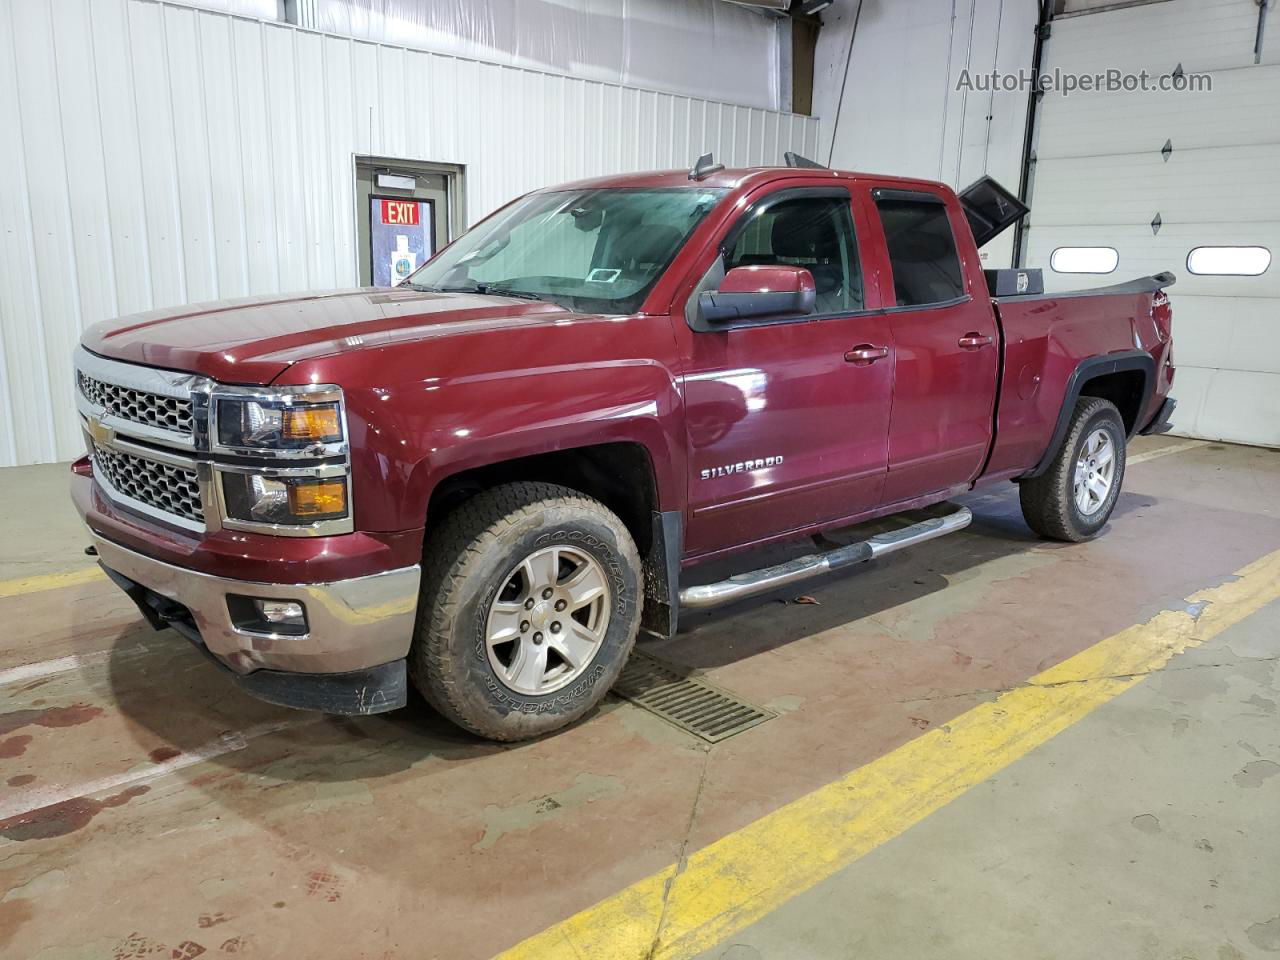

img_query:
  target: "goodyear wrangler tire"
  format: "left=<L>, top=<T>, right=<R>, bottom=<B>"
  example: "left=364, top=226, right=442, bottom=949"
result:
left=1019, top=396, right=1127, bottom=543
left=409, top=482, right=642, bottom=741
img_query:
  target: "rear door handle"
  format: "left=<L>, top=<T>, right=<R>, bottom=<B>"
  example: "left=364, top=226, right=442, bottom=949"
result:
left=845, top=344, right=889, bottom=364
left=958, top=332, right=993, bottom=349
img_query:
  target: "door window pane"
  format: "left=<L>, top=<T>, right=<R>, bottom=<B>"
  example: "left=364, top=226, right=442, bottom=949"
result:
left=874, top=198, right=966, bottom=306
left=725, top=196, right=863, bottom=313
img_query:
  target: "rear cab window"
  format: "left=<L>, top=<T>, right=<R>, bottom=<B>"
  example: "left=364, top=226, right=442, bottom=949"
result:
left=873, top=191, right=967, bottom=307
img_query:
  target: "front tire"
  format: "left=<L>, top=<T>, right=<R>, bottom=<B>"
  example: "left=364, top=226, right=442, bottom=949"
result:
left=409, top=482, right=642, bottom=741
left=1019, top=397, right=1127, bottom=542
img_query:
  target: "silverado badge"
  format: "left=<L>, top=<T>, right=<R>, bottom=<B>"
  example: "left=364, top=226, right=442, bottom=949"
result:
left=700, top=456, right=783, bottom=480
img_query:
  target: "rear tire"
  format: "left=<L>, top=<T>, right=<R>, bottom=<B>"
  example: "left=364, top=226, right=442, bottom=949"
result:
left=1019, top=397, right=1127, bottom=542
left=409, top=481, right=642, bottom=741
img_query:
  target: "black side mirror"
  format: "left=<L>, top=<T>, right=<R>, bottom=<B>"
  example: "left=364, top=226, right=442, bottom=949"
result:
left=698, top=265, right=817, bottom=323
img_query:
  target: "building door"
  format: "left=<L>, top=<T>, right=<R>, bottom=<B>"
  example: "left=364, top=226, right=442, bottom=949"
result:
left=355, top=157, right=464, bottom=287
left=1025, top=0, right=1279, bottom=446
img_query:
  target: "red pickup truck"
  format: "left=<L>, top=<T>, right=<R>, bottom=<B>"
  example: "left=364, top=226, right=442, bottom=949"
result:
left=71, top=160, right=1175, bottom=740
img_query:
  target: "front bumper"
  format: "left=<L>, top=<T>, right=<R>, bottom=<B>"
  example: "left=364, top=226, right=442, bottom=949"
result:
left=90, top=531, right=420, bottom=715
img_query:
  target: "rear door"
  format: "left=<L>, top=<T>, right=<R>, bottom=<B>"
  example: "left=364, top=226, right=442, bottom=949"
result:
left=863, top=186, right=999, bottom=504
left=679, top=186, right=895, bottom=558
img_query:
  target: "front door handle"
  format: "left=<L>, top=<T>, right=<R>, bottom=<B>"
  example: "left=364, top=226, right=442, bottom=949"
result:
left=845, top=344, right=889, bottom=364
left=958, top=332, right=993, bottom=349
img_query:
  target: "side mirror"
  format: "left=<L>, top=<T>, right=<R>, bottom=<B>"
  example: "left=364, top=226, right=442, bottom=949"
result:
left=698, top=265, right=816, bottom=323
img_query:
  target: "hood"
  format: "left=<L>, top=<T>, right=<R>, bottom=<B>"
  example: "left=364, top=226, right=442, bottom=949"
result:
left=82, top=288, right=585, bottom=384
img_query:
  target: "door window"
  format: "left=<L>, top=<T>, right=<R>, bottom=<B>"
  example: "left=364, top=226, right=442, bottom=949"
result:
left=725, top=195, right=863, bottom=314
left=874, top=197, right=966, bottom=307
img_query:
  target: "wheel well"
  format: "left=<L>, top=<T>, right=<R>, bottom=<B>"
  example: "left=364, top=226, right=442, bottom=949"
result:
left=425, top=442, right=659, bottom=553
left=1079, top=369, right=1147, bottom=435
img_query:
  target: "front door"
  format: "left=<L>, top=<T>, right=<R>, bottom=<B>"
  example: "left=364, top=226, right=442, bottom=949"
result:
left=866, top=188, right=999, bottom=504
left=681, top=188, right=895, bottom=558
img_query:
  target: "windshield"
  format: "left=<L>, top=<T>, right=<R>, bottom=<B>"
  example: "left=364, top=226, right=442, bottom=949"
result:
left=405, top=187, right=727, bottom=314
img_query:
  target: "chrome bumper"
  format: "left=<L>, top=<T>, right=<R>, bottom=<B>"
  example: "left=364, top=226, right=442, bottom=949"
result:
left=89, top=531, right=421, bottom=676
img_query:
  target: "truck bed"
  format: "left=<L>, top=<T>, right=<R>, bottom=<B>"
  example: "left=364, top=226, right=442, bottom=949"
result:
left=982, top=273, right=1176, bottom=482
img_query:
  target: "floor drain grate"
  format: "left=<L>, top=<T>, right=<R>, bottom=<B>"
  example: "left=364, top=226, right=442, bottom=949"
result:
left=613, top=650, right=775, bottom=743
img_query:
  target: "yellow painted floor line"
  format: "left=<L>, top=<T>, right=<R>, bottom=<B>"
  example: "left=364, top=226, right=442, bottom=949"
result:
left=495, top=547, right=1280, bottom=960
left=0, top=565, right=105, bottom=598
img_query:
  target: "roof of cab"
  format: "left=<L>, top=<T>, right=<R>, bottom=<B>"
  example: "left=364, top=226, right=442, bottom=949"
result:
left=544, top=166, right=955, bottom=196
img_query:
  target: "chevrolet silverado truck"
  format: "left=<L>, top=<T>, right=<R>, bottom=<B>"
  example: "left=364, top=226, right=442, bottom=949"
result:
left=71, top=158, right=1175, bottom=740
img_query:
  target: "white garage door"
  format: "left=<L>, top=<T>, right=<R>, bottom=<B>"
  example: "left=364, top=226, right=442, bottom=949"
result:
left=1024, top=0, right=1280, bottom=447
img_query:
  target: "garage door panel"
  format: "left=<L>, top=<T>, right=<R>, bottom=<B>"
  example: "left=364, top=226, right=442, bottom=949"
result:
left=1165, top=364, right=1212, bottom=438
left=1035, top=65, right=1280, bottom=160
left=1027, top=223, right=1280, bottom=299
left=1031, top=145, right=1280, bottom=226
left=1159, top=364, right=1280, bottom=449
left=1162, top=296, right=1280, bottom=375
left=1028, top=0, right=1280, bottom=447
left=1047, top=0, right=1265, bottom=76
left=1181, top=367, right=1280, bottom=445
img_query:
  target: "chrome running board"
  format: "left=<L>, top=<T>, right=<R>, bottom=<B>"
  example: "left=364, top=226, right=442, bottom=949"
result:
left=678, top=505, right=973, bottom=610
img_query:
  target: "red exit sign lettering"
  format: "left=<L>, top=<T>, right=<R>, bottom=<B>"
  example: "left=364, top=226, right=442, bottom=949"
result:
left=380, top=200, right=420, bottom=226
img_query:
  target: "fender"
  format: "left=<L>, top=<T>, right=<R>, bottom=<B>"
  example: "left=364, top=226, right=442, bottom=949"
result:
left=1020, top=350, right=1154, bottom=480
left=292, top=314, right=689, bottom=533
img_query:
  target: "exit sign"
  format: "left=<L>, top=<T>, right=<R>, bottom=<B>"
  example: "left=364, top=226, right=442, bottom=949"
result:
left=380, top=200, right=420, bottom=226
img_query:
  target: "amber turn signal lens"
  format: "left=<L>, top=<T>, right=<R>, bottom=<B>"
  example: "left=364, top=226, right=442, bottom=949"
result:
left=282, top=405, right=342, bottom=443
left=287, top=479, right=348, bottom=518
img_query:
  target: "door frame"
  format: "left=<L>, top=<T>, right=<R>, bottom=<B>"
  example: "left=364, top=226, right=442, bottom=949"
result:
left=353, top=155, right=467, bottom=286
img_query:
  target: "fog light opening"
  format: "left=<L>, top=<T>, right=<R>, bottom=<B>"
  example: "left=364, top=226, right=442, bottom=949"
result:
left=228, top=595, right=309, bottom=637
left=260, top=599, right=305, bottom=624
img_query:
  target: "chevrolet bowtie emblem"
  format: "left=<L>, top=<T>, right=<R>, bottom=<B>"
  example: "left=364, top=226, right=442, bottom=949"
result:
left=87, top=412, right=115, bottom=445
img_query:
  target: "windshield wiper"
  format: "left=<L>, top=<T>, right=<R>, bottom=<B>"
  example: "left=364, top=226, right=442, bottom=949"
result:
left=472, top=283, right=546, bottom=302
left=402, top=281, right=547, bottom=302
left=427, top=281, right=547, bottom=300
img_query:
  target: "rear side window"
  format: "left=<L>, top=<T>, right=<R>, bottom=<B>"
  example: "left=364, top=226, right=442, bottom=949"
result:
left=874, top=196, right=966, bottom=307
left=725, top=195, right=863, bottom=313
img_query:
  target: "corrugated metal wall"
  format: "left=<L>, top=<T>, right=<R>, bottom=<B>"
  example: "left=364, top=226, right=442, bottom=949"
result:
left=0, top=0, right=820, bottom=468
left=816, top=0, right=1038, bottom=270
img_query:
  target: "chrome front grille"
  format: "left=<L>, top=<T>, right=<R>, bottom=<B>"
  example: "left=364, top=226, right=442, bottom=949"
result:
left=77, top=370, right=194, bottom=435
left=91, top=444, right=204, bottom=525
left=75, top=345, right=351, bottom=538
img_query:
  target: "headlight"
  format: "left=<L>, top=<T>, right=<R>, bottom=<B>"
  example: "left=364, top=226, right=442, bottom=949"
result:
left=220, top=472, right=349, bottom=526
left=210, top=385, right=353, bottom=536
left=215, top=390, right=345, bottom=452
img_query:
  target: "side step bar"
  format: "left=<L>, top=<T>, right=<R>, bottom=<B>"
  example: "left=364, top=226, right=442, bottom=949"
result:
left=678, top=505, right=973, bottom=611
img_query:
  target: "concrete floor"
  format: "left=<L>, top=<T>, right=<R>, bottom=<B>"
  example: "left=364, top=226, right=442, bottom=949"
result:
left=0, top=435, right=1277, bottom=959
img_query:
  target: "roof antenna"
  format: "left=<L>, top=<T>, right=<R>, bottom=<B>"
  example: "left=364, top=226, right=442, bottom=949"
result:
left=688, top=152, right=725, bottom=181
left=784, top=152, right=826, bottom=169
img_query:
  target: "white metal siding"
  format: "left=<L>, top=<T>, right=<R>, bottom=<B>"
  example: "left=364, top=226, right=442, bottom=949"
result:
left=818, top=0, right=1039, bottom=270
left=1026, top=0, right=1280, bottom=447
left=0, top=0, right=819, bottom=467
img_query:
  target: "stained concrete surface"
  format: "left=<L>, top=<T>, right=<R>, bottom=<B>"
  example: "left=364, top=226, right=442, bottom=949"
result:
left=0, top=436, right=1276, bottom=959
left=696, top=595, right=1280, bottom=960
